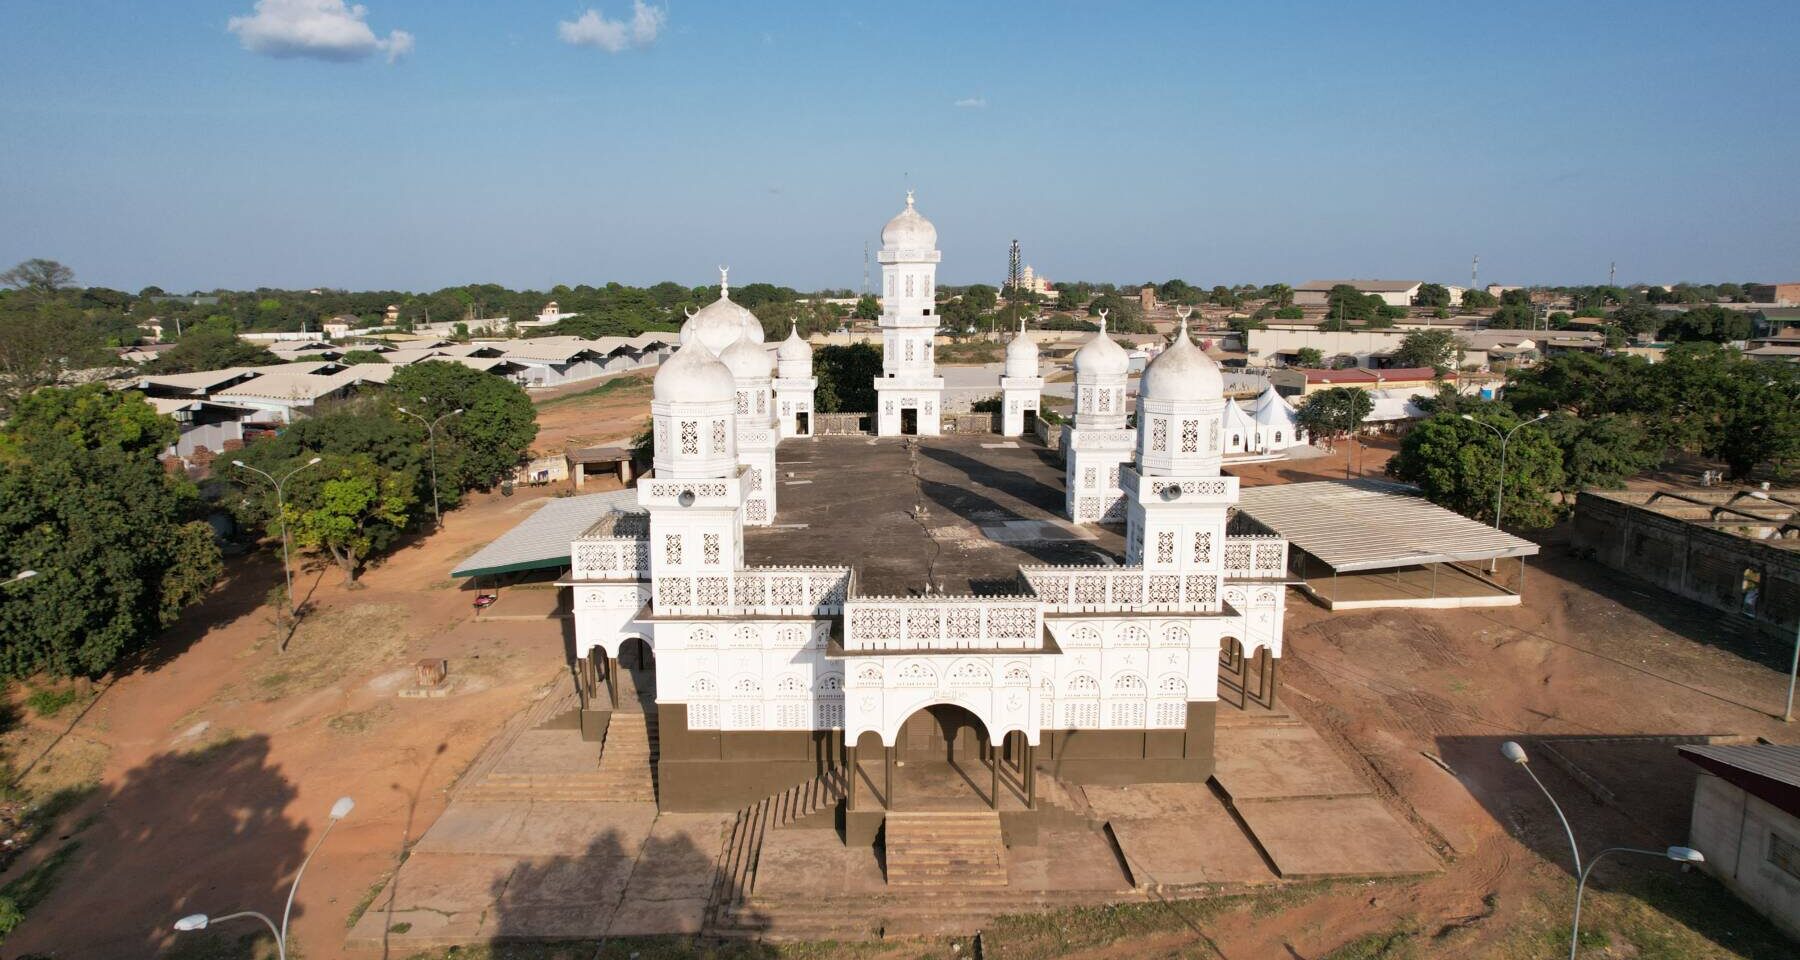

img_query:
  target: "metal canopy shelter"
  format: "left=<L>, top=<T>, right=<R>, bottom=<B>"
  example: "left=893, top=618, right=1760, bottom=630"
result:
left=1235, top=479, right=1539, bottom=573
left=450, top=489, right=642, bottom=579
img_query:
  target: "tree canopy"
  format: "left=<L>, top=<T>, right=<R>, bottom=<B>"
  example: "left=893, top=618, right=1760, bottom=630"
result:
left=148, top=329, right=281, bottom=374
left=0, top=386, right=221, bottom=676
left=1391, top=330, right=1466, bottom=373
left=1386, top=411, right=1566, bottom=528
left=1293, top=387, right=1373, bottom=447
left=389, top=361, right=539, bottom=491
left=813, top=343, right=881, bottom=414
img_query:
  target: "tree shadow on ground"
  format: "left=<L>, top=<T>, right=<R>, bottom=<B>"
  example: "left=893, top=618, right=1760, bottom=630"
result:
left=1435, top=732, right=1794, bottom=959
left=3, top=734, right=309, bottom=959
left=917, top=442, right=1066, bottom=514
left=480, top=824, right=786, bottom=959
left=116, top=551, right=289, bottom=677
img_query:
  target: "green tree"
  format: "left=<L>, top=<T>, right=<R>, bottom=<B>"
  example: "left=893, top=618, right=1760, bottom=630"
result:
left=1293, top=387, right=1374, bottom=448
left=1264, top=283, right=1294, bottom=309
left=1325, top=285, right=1380, bottom=325
left=148, top=329, right=281, bottom=373
left=0, top=386, right=221, bottom=676
left=0, top=259, right=75, bottom=293
left=1293, top=347, right=1324, bottom=367
left=1391, top=330, right=1466, bottom=373
left=961, top=285, right=999, bottom=315
left=1541, top=412, right=1660, bottom=493
left=1413, top=283, right=1452, bottom=309
left=338, top=349, right=387, bottom=365
left=1608, top=303, right=1663, bottom=337
left=1461, top=288, right=1498, bottom=309
left=1662, top=305, right=1753, bottom=343
left=282, top=455, right=416, bottom=582
left=852, top=294, right=880, bottom=320
left=1386, top=412, right=1566, bottom=527
left=0, top=298, right=109, bottom=414
left=813, top=342, right=882, bottom=413
left=388, top=361, right=538, bottom=491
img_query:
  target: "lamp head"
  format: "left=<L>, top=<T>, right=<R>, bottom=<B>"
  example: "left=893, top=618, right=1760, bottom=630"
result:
left=307, top=457, right=322, bottom=465
left=174, top=914, right=209, bottom=932
left=231, top=460, right=246, bottom=468
left=451, top=408, right=464, bottom=415
left=397, top=406, right=410, bottom=414
left=1501, top=740, right=1529, bottom=764
left=1666, top=846, right=1704, bottom=863
left=1532, top=412, right=1549, bottom=422
left=1460, top=414, right=1474, bottom=421
left=13, top=570, right=36, bottom=581
left=329, top=796, right=355, bottom=820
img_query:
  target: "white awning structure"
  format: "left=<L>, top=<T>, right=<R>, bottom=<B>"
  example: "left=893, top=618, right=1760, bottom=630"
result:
left=451, top=489, right=642, bottom=578
left=1235, top=479, right=1539, bottom=572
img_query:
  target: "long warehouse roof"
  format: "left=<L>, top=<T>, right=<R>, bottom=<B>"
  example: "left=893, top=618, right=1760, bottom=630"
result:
left=1235, top=479, right=1539, bottom=572
left=451, top=489, right=643, bottom=579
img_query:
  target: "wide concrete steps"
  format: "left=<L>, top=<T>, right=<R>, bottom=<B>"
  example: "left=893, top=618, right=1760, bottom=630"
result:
left=706, top=768, right=850, bottom=935
left=884, top=812, right=1007, bottom=887
left=721, top=888, right=1139, bottom=940
left=591, top=711, right=659, bottom=803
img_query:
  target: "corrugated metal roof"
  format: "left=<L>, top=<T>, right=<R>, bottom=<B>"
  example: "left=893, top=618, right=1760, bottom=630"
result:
left=1235, top=479, right=1539, bottom=572
left=450, top=489, right=642, bottom=579
left=1680, top=744, right=1800, bottom=790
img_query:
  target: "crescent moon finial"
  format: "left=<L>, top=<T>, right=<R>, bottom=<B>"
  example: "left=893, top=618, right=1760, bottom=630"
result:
left=684, top=306, right=698, bottom=319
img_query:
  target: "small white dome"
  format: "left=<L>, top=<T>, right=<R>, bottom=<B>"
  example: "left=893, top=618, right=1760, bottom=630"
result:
left=1140, top=322, right=1223, bottom=402
left=1073, top=314, right=1129, bottom=379
left=682, top=269, right=765, bottom=355
left=880, top=190, right=937, bottom=250
left=776, top=321, right=812, bottom=362
left=1005, top=324, right=1038, bottom=378
left=720, top=334, right=773, bottom=380
left=653, top=341, right=736, bottom=404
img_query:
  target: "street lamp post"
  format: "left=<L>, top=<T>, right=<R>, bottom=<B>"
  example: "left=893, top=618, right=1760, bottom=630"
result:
left=396, top=404, right=463, bottom=527
left=1501, top=741, right=1703, bottom=960
left=1462, top=413, right=1549, bottom=528
left=172, top=796, right=354, bottom=960
left=3, top=570, right=36, bottom=588
left=232, top=457, right=323, bottom=640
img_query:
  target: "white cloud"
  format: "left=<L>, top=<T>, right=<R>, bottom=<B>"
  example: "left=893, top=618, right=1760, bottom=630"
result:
left=228, top=0, right=414, bottom=63
left=558, top=2, right=666, bottom=53
left=954, top=96, right=987, bottom=109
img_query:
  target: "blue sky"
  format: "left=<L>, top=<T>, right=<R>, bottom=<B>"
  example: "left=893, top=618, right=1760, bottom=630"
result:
left=2, top=1, right=1796, bottom=293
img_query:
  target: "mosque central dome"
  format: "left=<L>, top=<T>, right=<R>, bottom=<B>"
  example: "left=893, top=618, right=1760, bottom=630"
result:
left=681, top=268, right=766, bottom=356
left=1139, top=318, right=1224, bottom=402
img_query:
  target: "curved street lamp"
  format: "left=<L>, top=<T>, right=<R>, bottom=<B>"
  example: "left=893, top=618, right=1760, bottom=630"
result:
left=171, top=795, right=354, bottom=960
left=232, top=457, right=323, bottom=637
left=1462, top=413, right=1549, bottom=529
left=395, top=404, right=463, bottom=527
left=3, top=570, right=36, bottom=588
left=1501, top=741, right=1703, bottom=959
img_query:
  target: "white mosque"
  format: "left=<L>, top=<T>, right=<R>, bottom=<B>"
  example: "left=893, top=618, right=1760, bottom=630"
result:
left=559, top=192, right=1292, bottom=832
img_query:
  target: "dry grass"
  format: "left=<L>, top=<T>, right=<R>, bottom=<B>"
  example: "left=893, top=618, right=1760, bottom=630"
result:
left=327, top=703, right=394, bottom=736
left=244, top=602, right=414, bottom=702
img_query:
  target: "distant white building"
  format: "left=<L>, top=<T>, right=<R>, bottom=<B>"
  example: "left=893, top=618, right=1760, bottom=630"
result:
left=1293, top=280, right=1422, bottom=308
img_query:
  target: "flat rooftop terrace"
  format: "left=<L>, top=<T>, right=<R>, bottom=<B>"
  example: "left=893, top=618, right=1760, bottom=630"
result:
left=745, top=435, right=1122, bottom=596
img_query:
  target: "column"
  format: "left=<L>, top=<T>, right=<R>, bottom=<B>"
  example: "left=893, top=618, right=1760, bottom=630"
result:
left=606, top=656, right=620, bottom=709
left=885, top=746, right=896, bottom=811
left=989, top=737, right=1000, bottom=810
left=846, top=744, right=857, bottom=811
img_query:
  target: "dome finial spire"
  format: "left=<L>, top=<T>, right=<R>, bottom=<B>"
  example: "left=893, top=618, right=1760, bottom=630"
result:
left=718, top=265, right=730, bottom=299
left=905, top=188, right=915, bottom=209
left=1096, top=308, right=1109, bottom=334
left=1175, top=305, right=1192, bottom=341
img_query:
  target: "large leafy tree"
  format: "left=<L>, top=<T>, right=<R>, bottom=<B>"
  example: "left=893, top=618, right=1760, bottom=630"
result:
left=148, top=329, right=281, bottom=373
left=852, top=294, right=880, bottom=320
left=1391, top=329, right=1466, bottom=374
left=1413, top=283, right=1452, bottom=309
left=0, top=297, right=110, bottom=415
left=1293, top=387, right=1374, bottom=447
left=0, top=259, right=75, bottom=293
left=388, top=361, right=538, bottom=491
left=0, top=386, right=221, bottom=676
left=813, top=342, right=881, bottom=413
left=1541, top=412, right=1661, bottom=493
left=281, top=454, right=415, bottom=582
left=1387, top=412, right=1566, bottom=528
left=1325, top=285, right=1382, bottom=325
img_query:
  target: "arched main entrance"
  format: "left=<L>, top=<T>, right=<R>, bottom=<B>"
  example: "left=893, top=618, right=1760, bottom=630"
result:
left=618, top=636, right=655, bottom=708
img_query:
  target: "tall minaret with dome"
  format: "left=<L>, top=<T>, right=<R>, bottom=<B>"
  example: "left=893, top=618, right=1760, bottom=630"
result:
left=1063, top=309, right=1136, bottom=523
left=873, top=190, right=945, bottom=436
left=1121, top=315, right=1233, bottom=573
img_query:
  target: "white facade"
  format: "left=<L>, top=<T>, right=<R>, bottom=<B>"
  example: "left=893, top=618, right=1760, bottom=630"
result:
left=561, top=266, right=1289, bottom=763
left=1063, top=311, right=1135, bottom=523
left=874, top=192, right=945, bottom=436
left=999, top=320, right=1043, bottom=437
left=773, top=322, right=817, bottom=438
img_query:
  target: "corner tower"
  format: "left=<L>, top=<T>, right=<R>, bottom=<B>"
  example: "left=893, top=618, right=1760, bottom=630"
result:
left=873, top=190, right=945, bottom=436
left=1121, top=314, right=1234, bottom=573
left=999, top=318, right=1043, bottom=436
left=639, top=338, right=748, bottom=586
left=1063, top=310, right=1135, bottom=523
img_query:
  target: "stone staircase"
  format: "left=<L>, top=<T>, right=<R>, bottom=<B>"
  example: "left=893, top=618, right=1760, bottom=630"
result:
left=883, top=811, right=1007, bottom=887
left=705, top=768, right=849, bottom=934
left=590, top=709, right=659, bottom=802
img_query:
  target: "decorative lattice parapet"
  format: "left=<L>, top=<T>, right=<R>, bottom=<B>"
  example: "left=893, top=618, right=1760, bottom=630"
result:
left=737, top=423, right=778, bottom=449
left=571, top=536, right=650, bottom=580
left=1221, top=535, right=1288, bottom=580
left=652, top=564, right=851, bottom=617
left=842, top=595, right=1043, bottom=651
left=1020, top=565, right=1223, bottom=613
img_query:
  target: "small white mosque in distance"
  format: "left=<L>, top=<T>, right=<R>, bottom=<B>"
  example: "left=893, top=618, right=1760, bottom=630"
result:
left=557, top=190, right=1293, bottom=836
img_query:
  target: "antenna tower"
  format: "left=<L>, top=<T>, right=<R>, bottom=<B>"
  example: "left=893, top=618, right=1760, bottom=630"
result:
left=1609, top=261, right=1616, bottom=286
left=862, top=241, right=870, bottom=295
left=1471, top=254, right=1479, bottom=291
left=1006, top=239, right=1023, bottom=335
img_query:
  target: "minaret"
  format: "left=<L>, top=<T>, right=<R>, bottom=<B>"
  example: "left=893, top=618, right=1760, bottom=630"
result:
left=720, top=331, right=779, bottom=526
left=999, top=317, right=1043, bottom=437
left=873, top=190, right=945, bottom=436
left=1063, top=309, right=1135, bottom=523
left=639, top=336, right=747, bottom=590
left=774, top=320, right=818, bottom=438
left=1121, top=314, right=1234, bottom=578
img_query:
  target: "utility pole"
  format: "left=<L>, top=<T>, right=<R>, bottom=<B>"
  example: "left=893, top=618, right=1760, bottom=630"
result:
left=862, top=241, right=870, bottom=296
left=1471, top=255, right=1479, bottom=293
left=1609, top=261, right=1617, bottom=287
